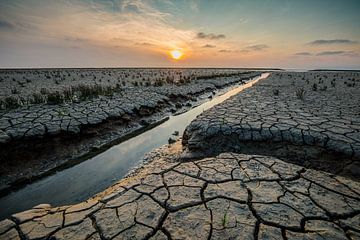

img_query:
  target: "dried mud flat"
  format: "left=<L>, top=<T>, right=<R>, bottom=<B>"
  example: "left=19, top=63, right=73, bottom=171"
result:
left=184, top=71, right=360, bottom=179
left=0, top=141, right=359, bottom=240
left=0, top=69, right=260, bottom=192
left=1, top=71, right=360, bottom=240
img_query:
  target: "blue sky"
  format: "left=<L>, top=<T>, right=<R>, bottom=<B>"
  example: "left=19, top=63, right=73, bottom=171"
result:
left=0, top=0, right=359, bottom=68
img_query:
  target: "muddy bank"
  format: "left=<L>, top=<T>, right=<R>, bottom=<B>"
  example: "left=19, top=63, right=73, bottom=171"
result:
left=1, top=140, right=359, bottom=239
left=0, top=73, right=261, bottom=195
left=183, top=71, right=360, bottom=180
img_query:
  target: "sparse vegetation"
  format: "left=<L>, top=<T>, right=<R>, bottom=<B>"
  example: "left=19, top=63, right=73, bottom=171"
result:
left=222, top=210, right=229, bottom=228
left=320, top=86, right=327, bottom=91
left=296, top=88, right=305, bottom=100
left=312, top=83, right=317, bottom=91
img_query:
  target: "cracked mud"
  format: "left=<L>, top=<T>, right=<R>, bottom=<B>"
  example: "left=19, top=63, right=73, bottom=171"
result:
left=183, top=71, right=360, bottom=179
left=1, top=71, right=359, bottom=239
left=1, top=147, right=359, bottom=239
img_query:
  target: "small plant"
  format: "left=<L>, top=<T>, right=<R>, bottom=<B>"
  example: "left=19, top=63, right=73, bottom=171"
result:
left=273, top=89, right=279, bottom=96
left=32, top=93, right=45, bottom=104
left=40, top=88, right=49, bottom=95
left=154, top=79, right=164, bottom=86
left=47, top=91, right=65, bottom=104
left=63, top=87, right=73, bottom=101
left=222, top=210, right=229, bottom=228
left=1, top=96, right=21, bottom=109
left=296, top=88, right=305, bottom=100
left=133, top=81, right=139, bottom=87
left=312, top=83, right=317, bottom=91
left=58, top=109, right=68, bottom=116
left=11, top=88, right=19, bottom=94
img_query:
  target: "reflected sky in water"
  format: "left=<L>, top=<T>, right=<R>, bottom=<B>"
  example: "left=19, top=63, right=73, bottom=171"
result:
left=0, top=73, right=269, bottom=219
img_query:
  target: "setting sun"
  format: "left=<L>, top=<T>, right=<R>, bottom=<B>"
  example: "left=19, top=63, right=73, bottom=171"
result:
left=170, top=50, right=183, bottom=60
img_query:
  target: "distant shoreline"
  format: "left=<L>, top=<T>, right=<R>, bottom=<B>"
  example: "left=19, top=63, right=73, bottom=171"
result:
left=0, top=67, right=359, bottom=72
left=0, top=67, right=284, bottom=71
left=310, top=69, right=360, bottom=72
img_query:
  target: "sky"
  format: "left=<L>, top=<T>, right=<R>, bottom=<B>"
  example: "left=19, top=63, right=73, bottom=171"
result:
left=0, top=0, right=359, bottom=69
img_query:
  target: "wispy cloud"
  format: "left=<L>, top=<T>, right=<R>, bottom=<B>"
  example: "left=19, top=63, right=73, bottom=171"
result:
left=189, top=0, right=199, bottom=12
left=63, top=37, right=88, bottom=42
left=122, top=2, right=142, bottom=14
left=0, top=19, right=15, bottom=30
left=307, top=39, right=358, bottom=45
left=218, top=49, right=232, bottom=53
left=218, top=44, right=269, bottom=54
left=316, top=51, right=358, bottom=56
left=294, top=51, right=358, bottom=57
left=135, top=42, right=155, bottom=46
left=197, top=32, right=226, bottom=40
left=245, top=44, right=269, bottom=51
left=316, top=51, right=346, bottom=56
left=239, top=44, right=269, bottom=53
left=294, top=52, right=312, bottom=56
left=202, top=44, right=216, bottom=48
left=0, top=0, right=195, bottom=53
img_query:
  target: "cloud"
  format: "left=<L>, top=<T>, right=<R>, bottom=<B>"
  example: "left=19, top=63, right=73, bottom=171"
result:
left=294, top=52, right=313, bottom=56
left=316, top=51, right=345, bottom=56
left=219, top=49, right=232, bottom=53
left=64, top=37, right=88, bottom=42
left=308, top=39, right=358, bottom=45
left=0, top=0, right=195, bottom=54
left=122, top=3, right=141, bottom=14
left=293, top=51, right=358, bottom=57
left=244, top=44, right=269, bottom=51
left=197, top=32, right=226, bottom=40
left=316, top=51, right=356, bottom=56
left=189, top=0, right=199, bottom=12
left=135, top=42, right=155, bottom=46
left=202, top=44, right=216, bottom=48
left=0, top=19, right=15, bottom=30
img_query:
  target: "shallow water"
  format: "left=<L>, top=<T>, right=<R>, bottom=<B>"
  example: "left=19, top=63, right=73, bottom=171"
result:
left=0, top=73, right=269, bottom=220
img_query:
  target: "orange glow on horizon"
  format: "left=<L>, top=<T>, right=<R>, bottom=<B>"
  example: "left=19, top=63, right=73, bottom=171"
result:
left=169, top=50, right=183, bottom=60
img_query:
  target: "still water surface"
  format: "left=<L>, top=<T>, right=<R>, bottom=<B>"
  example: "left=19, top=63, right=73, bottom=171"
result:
left=0, top=73, right=269, bottom=220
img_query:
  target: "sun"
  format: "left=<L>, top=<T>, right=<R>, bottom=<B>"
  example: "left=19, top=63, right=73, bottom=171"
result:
left=170, top=50, right=183, bottom=60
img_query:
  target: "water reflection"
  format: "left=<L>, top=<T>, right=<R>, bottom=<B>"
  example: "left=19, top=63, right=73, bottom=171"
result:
left=0, top=73, right=269, bottom=219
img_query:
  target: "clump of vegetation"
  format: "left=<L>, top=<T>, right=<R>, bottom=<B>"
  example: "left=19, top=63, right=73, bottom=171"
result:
left=346, top=82, right=355, bottom=87
left=0, top=96, right=22, bottom=109
left=331, top=80, right=336, bottom=88
left=312, top=83, right=317, bottom=91
left=154, top=79, right=164, bottom=87
left=47, top=91, right=65, bottom=104
left=31, top=93, right=46, bottom=104
left=73, top=84, right=115, bottom=100
left=11, top=88, right=19, bottom=94
left=132, top=81, right=139, bottom=87
left=296, top=88, right=305, bottom=100
left=273, top=89, right=279, bottom=96
left=320, top=86, right=327, bottom=91
left=40, top=88, right=49, bottom=95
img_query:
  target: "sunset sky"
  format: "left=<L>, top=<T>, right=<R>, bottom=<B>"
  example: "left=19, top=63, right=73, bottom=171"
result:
left=0, top=0, right=359, bottom=69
